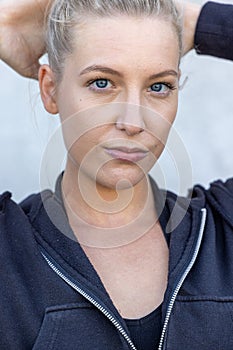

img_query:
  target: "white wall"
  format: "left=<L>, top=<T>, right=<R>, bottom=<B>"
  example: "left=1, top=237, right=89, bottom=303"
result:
left=0, top=0, right=233, bottom=202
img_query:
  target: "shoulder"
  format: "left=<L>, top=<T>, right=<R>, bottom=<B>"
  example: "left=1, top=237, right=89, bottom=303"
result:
left=0, top=191, right=27, bottom=228
left=0, top=191, right=12, bottom=212
left=189, top=178, right=233, bottom=227
left=157, top=177, right=233, bottom=226
left=0, top=189, right=53, bottom=254
left=192, top=178, right=233, bottom=204
left=0, top=190, right=43, bottom=226
left=0, top=188, right=54, bottom=219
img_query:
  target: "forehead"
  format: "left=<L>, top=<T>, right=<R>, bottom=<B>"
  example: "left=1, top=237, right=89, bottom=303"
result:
left=69, top=15, right=180, bottom=71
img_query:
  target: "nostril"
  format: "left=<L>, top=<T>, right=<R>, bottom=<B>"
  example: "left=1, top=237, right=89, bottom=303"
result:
left=124, top=124, right=144, bottom=136
left=115, top=105, right=145, bottom=135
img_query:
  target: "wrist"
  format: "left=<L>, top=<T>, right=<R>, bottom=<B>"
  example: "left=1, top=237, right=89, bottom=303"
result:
left=179, top=2, right=202, bottom=55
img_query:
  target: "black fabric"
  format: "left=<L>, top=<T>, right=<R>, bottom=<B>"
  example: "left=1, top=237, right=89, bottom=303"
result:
left=2, top=177, right=233, bottom=348
left=46, top=174, right=166, bottom=350
left=44, top=172, right=165, bottom=350
left=195, top=1, right=233, bottom=60
left=1, top=4, right=233, bottom=348
left=124, top=305, right=162, bottom=350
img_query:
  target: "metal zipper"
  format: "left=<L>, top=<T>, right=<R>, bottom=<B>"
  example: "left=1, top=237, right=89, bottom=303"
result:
left=158, top=208, right=207, bottom=350
left=41, top=251, right=137, bottom=350
left=41, top=208, right=206, bottom=350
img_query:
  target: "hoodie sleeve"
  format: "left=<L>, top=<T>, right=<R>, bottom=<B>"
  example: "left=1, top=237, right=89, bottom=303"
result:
left=194, top=1, right=233, bottom=61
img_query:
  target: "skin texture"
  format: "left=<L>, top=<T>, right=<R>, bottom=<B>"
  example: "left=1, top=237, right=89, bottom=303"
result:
left=39, top=16, right=180, bottom=210
left=0, top=0, right=52, bottom=79
left=39, top=16, right=179, bottom=235
left=177, top=1, right=201, bottom=54
left=0, top=3, right=200, bottom=319
left=39, top=16, right=180, bottom=318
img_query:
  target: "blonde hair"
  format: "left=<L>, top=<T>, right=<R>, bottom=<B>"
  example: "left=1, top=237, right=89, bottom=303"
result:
left=46, top=0, right=182, bottom=81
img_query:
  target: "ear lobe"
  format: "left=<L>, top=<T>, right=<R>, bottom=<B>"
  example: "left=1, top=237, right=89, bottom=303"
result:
left=39, top=64, right=59, bottom=114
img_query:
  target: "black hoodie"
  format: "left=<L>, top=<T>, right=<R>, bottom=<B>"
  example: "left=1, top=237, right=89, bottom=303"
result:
left=1, top=175, right=233, bottom=349
left=1, top=2, right=233, bottom=349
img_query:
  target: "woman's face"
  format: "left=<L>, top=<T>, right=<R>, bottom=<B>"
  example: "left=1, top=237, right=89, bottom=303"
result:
left=49, top=15, right=180, bottom=189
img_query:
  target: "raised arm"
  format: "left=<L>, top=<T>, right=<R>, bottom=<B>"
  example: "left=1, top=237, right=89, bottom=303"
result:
left=0, top=0, right=53, bottom=79
left=194, top=1, right=233, bottom=60
left=181, top=1, right=233, bottom=61
left=0, top=1, right=232, bottom=79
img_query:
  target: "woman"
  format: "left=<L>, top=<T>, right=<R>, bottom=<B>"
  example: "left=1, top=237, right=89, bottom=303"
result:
left=0, top=1, right=233, bottom=350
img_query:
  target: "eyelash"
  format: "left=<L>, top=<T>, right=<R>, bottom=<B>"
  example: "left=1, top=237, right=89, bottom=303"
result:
left=86, top=77, right=115, bottom=93
left=86, top=77, right=177, bottom=96
left=149, top=82, right=177, bottom=96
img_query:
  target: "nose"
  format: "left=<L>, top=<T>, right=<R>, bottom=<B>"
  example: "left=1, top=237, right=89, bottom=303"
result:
left=115, top=102, right=145, bottom=136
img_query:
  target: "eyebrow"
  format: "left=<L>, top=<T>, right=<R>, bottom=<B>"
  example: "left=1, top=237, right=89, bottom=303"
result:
left=149, top=70, right=178, bottom=80
left=80, top=65, right=123, bottom=77
left=79, top=65, right=178, bottom=79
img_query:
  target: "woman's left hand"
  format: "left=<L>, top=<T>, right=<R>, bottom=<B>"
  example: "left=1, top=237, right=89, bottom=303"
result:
left=176, top=1, right=201, bottom=55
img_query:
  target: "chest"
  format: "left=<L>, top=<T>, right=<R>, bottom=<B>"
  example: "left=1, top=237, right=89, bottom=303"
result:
left=82, top=225, right=169, bottom=319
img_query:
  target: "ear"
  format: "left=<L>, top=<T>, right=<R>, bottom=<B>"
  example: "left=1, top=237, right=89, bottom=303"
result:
left=39, top=64, right=59, bottom=114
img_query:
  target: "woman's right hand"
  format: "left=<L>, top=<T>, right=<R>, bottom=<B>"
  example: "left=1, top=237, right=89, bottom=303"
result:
left=0, top=0, right=52, bottom=79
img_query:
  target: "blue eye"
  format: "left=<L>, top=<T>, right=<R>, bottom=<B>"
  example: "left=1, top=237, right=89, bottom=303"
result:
left=150, top=83, right=168, bottom=93
left=87, top=78, right=114, bottom=93
left=93, top=79, right=110, bottom=89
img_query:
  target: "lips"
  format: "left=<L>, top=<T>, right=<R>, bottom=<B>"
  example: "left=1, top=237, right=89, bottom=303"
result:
left=104, top=146, right=149, bottom=162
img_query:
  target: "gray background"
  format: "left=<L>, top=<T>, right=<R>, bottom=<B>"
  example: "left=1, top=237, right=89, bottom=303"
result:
left=0, top=0, right=233, bottom=202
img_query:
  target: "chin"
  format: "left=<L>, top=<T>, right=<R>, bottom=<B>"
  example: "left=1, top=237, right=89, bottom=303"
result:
left=95, top=163, right=147, bottom=190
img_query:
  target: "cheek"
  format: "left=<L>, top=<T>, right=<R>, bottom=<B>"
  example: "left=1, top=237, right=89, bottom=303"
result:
left=65, top=131, right=100, bottom=164
left=63, top=124, right=109, bottom=172
left=144, top=100, right=177, bottom=146
left=59, top=103, right=121, bottom=152
left=68, top=135, right=92, bottom=164
left=56, top=77, right=90, bottom=120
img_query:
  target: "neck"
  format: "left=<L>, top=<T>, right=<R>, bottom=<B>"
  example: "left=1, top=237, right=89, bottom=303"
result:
left=61, top=160, right=158, bottom=248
